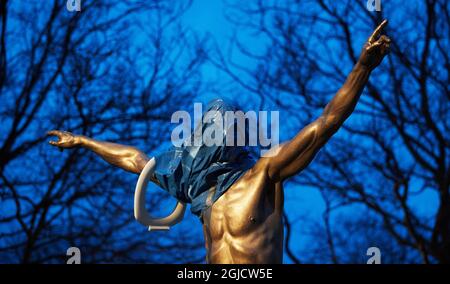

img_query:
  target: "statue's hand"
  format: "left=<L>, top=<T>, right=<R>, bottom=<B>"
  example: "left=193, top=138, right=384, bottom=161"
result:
left=47, top=130, right=81, bottom=149
left=358, top=20, right=391, bottom=70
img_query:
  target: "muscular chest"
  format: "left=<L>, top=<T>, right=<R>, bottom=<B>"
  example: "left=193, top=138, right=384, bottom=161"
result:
left=204, top=170, right=284, bottom=240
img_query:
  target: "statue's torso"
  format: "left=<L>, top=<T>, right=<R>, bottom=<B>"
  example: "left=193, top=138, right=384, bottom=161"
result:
left=202, top=161, right=284, bottom=264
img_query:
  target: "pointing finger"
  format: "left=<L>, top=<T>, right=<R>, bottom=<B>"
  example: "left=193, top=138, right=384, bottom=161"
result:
left=368, top=19, right=388, bottom=43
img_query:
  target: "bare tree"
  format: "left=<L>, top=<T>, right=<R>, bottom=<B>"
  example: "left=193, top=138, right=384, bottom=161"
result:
left=219, top=0, right=449, bottom=263
left=0, top=0, right=207, bottom=263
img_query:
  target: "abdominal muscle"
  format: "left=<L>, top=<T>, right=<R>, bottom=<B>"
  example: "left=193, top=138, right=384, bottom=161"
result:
left=201, top=164, right=284, bottom=264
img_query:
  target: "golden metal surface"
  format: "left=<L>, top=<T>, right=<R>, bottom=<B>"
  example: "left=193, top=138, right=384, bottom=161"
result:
left=48, top=20, right=390, bottom=264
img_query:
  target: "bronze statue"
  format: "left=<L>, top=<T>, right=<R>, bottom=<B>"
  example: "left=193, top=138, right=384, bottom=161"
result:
left=48, top=20, right=391, bottom=264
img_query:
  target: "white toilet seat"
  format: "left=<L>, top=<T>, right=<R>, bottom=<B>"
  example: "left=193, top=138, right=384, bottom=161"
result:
left=134, top=157, right=186, bottom=231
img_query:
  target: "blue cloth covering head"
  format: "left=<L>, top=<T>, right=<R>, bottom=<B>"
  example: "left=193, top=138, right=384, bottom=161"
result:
left=154, top=99, right=255, bottom=217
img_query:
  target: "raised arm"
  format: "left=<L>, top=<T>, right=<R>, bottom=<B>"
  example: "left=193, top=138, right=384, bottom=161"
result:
left=47, top=130, right=150, bottom=174
left=265, top=20, right=391, bottom=182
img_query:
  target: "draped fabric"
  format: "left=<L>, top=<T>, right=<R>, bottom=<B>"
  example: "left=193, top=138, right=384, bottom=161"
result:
left=154, top=99, right=255, bottom=217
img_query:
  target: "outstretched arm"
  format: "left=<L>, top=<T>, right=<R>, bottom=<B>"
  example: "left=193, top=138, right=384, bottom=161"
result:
left=265, top=20, right=391, bottom=182
left=47, top=130, right=150, bottom=174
